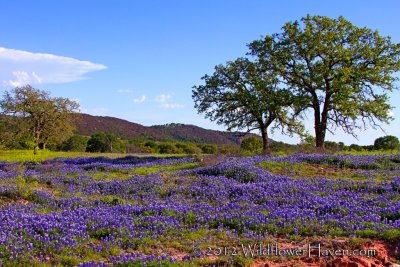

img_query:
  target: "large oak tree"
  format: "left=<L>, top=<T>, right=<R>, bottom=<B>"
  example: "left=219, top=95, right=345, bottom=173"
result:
left=249, top=15, right=400, bottom=148
left=0, top=85, right=79, bottom=154
left=192, top=58, right=304, bottom=154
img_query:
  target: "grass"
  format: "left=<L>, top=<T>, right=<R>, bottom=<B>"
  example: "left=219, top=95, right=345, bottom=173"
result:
left=258, top=158, right=400, bottom=181
left=0, top=149, right=189, bottom=162
left=338, top=149, right=400, bottom=155
left=258, top=161, right=369, bottom=180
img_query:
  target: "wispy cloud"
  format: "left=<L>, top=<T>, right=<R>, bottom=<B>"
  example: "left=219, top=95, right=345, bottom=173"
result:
left=154, top=93, right=171, bottom=103
left=117, top=89, right=132, bottom=93
left=0, top=47, right=106, bottom=87
left=154, top=93, right=183, bottom=109
left=133, top=95, right=146, bottom=103
left=161, top=103, right=184, bottom=109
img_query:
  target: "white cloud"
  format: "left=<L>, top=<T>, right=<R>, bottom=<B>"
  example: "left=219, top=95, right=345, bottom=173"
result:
left=133, top=95, right=146, bottom=103
left=154, top=93, right=171, bottom=103
left=7, top=71, right=43, bottom=87
left=117, top=89, right=132, bottom=93
left=153, top=93, right=183, bottom=109
left=0, top=47, right=106, bottom=87
left=161, top=103, right=184, bottom=109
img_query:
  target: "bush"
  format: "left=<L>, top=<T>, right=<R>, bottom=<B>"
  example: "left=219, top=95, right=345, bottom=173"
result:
left=112, top=140, right=127, bottom=153
left=349, top=144, right=363, bottom=152
left=240, top=136, right=263, bottom=153
left=374, top=135, right=400, bottom=150
left=144, top=141, right=158, bottom=151
left=86, top=133, right=109, bottom=152
left=324, top=141, right=343, bottom=151
left=175, top=142, right=202, bottom=154
left=201, top=144, right=218, bottom=154
left=158, top=143, right=179, bottom=154
left=60, top=135, right=89, bottom=152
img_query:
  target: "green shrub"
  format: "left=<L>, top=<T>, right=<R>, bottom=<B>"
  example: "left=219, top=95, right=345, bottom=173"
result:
left=374, top=135, right=400, bottom=150
left=240, top=136, right=263, bottom=153
left=201, top=144, right=218, bottom=154
left=60, top=135, right=89, bottom=152
left=381, top=229, right=400, bottom=243
left=158, top=143, right=179, bottom=154
left=175, top=142, right=202, bottom=154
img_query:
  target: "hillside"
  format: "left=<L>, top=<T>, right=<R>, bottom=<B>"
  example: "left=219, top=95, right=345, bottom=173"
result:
left=72, top=114, right=166, bottom=140
left=151, top=123, right=254, bottom=145
left=73, top=114, right=258, bottom=145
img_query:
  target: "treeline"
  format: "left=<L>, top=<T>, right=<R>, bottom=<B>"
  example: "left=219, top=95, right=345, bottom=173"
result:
left=1, top=86, right=398, bottom=156
left=57, top=133, right=223, bottom=154
left=0, top=86, right=237, bottom=155
left=239, top=135, right=400, bottom=154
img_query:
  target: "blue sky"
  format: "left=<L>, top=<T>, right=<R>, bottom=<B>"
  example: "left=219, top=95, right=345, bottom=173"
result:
left=0, top=0, right=399, bottom=145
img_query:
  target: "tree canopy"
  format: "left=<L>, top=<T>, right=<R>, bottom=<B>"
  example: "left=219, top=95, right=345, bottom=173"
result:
left=374, top=135, right=399, bottom=150
left=0, top=85, right=79, bottom=154
left=192, top=58, right=304, bottom=154
left=249, top=15, right=400, bottom=148
left=86, top=132, right=118, bottom=153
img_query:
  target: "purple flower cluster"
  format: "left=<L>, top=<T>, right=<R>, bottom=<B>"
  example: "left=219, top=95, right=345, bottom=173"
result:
left=0, top=154, right=398, bottom=265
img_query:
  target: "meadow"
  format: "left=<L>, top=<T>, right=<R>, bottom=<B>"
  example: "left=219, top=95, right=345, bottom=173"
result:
left=0, top=152, right=399, bottom=266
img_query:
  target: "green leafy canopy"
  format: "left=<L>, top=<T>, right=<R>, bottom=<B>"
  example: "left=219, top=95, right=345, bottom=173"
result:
left=248, top=15, right=400, bottom=147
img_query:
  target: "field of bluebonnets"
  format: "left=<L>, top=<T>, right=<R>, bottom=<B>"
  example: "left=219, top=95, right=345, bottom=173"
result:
left=0, top=153, right=399, bottom=266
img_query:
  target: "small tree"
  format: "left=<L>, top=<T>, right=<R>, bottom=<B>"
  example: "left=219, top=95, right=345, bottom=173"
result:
left=61, top=135, right=89, bottom=152
left=193, top=58, right=304, bottom=154
left=240, top=136, right=263, bottom=153
left=249, top=15, right=400, bottom=149
left=374, top=135, right=399, bottom=150
left=0, top=85, right=79, bottom=154
left=86, top=133, right=109, bottom=152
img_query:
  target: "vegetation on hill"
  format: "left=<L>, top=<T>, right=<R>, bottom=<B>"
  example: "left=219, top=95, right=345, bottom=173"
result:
left=72, top=113, right=165, bottom=140
left=151, top=123, right=258, bottom=145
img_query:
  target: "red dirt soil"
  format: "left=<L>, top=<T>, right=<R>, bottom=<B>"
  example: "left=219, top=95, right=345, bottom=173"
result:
left=248, top=239, right=399, bottom=267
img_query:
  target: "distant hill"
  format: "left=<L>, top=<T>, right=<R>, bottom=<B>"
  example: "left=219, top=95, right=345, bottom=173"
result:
left=72, top=114, right=165, bottom=140
left=151, top=123, right=255, bottom=145
left=73, top=114, right=259, bottom=145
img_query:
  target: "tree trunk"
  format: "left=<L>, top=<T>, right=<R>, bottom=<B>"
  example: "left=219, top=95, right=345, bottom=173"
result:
left=33, top=130, right=40, bottom=155
left=260, top=127, right=270, bottom=155
left=315, top=96, right=330, bottom=151
left=312, top=94, right=328, bottom=150
left=315, top=125, right=326, bottom=150
left=315, top=116, right=328, bottom=150
left=42, top=143, right=46, bottom=150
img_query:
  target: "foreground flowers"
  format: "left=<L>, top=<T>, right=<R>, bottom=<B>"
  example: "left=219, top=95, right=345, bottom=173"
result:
left=0, top=154, right=398, bottom=266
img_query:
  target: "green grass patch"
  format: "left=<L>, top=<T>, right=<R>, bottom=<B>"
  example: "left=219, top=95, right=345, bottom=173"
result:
left=0, top=149, right=190, bottom=162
